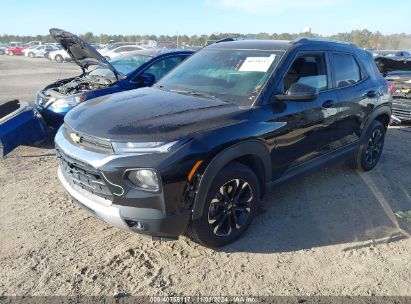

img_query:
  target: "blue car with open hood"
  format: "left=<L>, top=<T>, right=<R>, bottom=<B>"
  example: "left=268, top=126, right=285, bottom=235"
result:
left=0, top=28, right=192, bottom=156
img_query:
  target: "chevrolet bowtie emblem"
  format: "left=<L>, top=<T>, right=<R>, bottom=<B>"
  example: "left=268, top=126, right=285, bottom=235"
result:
left=70, top=133, right=81, bottom=144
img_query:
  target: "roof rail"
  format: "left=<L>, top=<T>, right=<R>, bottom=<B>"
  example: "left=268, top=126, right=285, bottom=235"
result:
left=204, top=37, right=245, bottom=47
left=292, top=37, right=356, bottom=47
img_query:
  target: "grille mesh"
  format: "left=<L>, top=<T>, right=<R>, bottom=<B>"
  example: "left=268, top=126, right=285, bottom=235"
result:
left=57, top=149, right=112, bottom=201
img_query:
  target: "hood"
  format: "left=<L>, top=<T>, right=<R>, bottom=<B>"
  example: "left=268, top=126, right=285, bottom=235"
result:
left=65, top=87, right=249, bottom=142
left=374, top=56, right=411, bottom=74
left=49, top=28, right=122, bottom=79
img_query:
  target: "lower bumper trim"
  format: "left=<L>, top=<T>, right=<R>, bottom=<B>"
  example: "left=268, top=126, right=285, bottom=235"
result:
left=58, top=168, right=130, bottom=231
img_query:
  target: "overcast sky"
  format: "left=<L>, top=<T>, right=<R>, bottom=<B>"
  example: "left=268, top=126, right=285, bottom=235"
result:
left=1, top=0, right=410, bottom=36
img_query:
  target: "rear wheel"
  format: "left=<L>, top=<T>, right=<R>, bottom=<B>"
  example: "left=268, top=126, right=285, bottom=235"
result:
left=28, top=52, right=34, bottom=58
left=348, top=120, right=386, bottom=172
left=55, top=54, right=63, bottom=63
left=188, top=163, right=259, bottom=247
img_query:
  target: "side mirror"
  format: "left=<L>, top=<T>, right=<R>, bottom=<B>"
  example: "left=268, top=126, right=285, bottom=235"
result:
left=275, top=83, right=318, bottom=101
left=135, top=72, right=156, bottom=86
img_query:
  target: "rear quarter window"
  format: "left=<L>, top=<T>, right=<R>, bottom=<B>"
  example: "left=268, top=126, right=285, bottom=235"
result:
left=331, top=53, right=361, bottom=88
left=361, top=52, right=382, bottom=79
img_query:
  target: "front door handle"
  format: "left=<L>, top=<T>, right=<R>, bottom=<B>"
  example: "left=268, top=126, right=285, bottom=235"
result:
left=322, top=100, right=335, bottom=108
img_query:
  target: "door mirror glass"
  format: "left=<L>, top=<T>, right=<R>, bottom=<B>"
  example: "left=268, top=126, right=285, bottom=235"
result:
left=276, top=83, right=318, bottom=101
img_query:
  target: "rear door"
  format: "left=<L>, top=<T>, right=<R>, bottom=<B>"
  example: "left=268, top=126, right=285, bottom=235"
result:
left=329, top=52, right=375, bottom=146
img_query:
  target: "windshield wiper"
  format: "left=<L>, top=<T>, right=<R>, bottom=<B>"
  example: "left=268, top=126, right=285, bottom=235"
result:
left=168, top=89, right=219, bottom=101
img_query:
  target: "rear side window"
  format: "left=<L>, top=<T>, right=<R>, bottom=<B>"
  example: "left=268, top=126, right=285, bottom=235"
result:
left=361, top=52, right=382, bottom=79
left=331, top=53, right=361, bottom=88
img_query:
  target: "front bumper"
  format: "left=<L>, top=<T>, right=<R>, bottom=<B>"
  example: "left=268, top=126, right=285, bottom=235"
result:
left=55, top=128, right=191, bottom=239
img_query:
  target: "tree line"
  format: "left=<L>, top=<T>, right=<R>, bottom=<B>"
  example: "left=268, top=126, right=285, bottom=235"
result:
left=1, top=29, right=410, bottom=50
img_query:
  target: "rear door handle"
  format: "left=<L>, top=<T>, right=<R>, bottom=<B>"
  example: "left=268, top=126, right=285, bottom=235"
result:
left=322, top=100, right=335, bottom=108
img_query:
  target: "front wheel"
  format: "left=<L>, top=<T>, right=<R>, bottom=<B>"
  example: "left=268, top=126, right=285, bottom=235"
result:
left=348, top=120, right=386, bottom=172
left=28, top=52, right=34, bottom=58
left=187, top=163, right=260, bottom=247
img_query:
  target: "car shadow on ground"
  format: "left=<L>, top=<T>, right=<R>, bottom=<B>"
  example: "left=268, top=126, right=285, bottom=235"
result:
left=220, top=154, right=411, bottom=254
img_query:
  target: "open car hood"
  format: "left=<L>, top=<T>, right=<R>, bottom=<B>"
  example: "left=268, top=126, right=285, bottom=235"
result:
left=374, top=56, right=411, bottom=74
left=49, top=28, right=122, bottom=79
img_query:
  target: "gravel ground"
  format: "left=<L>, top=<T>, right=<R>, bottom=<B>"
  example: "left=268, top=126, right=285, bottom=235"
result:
left=0, top=56, right=410, bottom=297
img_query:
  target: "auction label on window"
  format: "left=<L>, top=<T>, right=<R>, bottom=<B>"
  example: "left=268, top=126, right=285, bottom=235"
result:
left=239, top=54, right=276, bottom=72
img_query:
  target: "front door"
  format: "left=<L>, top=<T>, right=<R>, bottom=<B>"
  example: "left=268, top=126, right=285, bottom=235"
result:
left=269, top=52, right=340, bottom=177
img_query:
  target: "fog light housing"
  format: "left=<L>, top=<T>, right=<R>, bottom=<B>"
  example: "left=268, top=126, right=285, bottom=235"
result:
left=127, top=169, right=160, bottom=191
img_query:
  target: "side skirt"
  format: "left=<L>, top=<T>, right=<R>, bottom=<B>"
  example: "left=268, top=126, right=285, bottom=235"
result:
left=265, top=142, right=359, bottom=194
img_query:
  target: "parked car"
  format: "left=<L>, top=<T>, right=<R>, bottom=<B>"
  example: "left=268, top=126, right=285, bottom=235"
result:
left=0, top=45, right=8, bottom=55
left=48, top=48, right=71, bottom=62
left=0, top=28, right=192, bottom=156
left=100, top=45, right=144, bottom=60
left=27, top=41, right=44, bottom=47
left=53, top=38, right=391, bottom=247
left=34, top=28, right=192, bottom=129
left=99, top=42, right=138, bottom=53
left=25, top=45, right=59, bottom=58
left=6, top=46, right=25, bottom=56
left=375, top=56, right=411, bottom=122
left=371, top=50, right=411, bottom=59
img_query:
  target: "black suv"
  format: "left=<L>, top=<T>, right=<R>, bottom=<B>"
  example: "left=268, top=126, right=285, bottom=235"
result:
left=55, top=38, right=391, bottom=247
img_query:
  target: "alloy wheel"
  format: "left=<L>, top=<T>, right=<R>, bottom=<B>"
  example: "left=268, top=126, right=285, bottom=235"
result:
left=207, top=178, right=253, bottom=237
left=364, top=128, right=384, bottom=166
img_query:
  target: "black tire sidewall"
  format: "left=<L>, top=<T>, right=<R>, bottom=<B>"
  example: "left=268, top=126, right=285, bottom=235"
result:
left=191, top=163, right=260, bottom=247
left=55, top=55, right=63, bottom=62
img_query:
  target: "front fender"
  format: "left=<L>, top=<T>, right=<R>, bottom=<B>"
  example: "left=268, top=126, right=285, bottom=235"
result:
left=191, top=140, right=271, bottom=220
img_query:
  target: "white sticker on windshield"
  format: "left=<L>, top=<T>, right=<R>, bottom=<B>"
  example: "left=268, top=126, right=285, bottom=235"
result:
left=239, top=54, right=276, bottom=72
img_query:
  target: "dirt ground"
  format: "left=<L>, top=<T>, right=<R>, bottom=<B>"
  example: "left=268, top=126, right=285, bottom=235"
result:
left=0, top=56, right=410, bottom=297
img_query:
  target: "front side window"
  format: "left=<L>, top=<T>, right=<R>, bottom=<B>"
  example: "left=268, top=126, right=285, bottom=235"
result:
left=283, top=53, right=328, bottom=92
left=157, top=48, right=284, bottom=106
left=331, top=53, right=361, bottom=88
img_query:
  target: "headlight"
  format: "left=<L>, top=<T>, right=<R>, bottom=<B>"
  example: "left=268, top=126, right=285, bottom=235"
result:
left=112, top=141, right=178, bottom=154
left=49, top=95, right=85, bottom=111
left=127, top=169, right=160, bottom=191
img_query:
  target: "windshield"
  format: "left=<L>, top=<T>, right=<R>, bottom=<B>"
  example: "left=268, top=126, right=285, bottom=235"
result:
left=156, top=48, right=284, bottom=106
left=88, top=54, right=151, bottom=80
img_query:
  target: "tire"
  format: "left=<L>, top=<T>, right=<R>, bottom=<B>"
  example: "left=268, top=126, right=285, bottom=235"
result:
left=9, top=51, right=14, bottom=56
left=187, top=162, right=260, bottom=247
left=28, top=52, right=34, bottom=58
left=348, top=120, right=386, bottom=172
left=55, top=55, right=63, bottom=63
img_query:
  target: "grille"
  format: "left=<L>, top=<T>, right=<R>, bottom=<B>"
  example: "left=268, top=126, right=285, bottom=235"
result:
left=63, top=124, right=113, bottom=154
left=392, top=108, right=411, bottom=121
left=57, top=149, right=112, bottom=200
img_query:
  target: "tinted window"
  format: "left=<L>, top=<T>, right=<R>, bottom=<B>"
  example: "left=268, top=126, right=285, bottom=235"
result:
left=284, top=53, right=328, bottom=92
left=145, top=56, right=183, bottom=80
left=331, top=53, right=361, bottom=88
